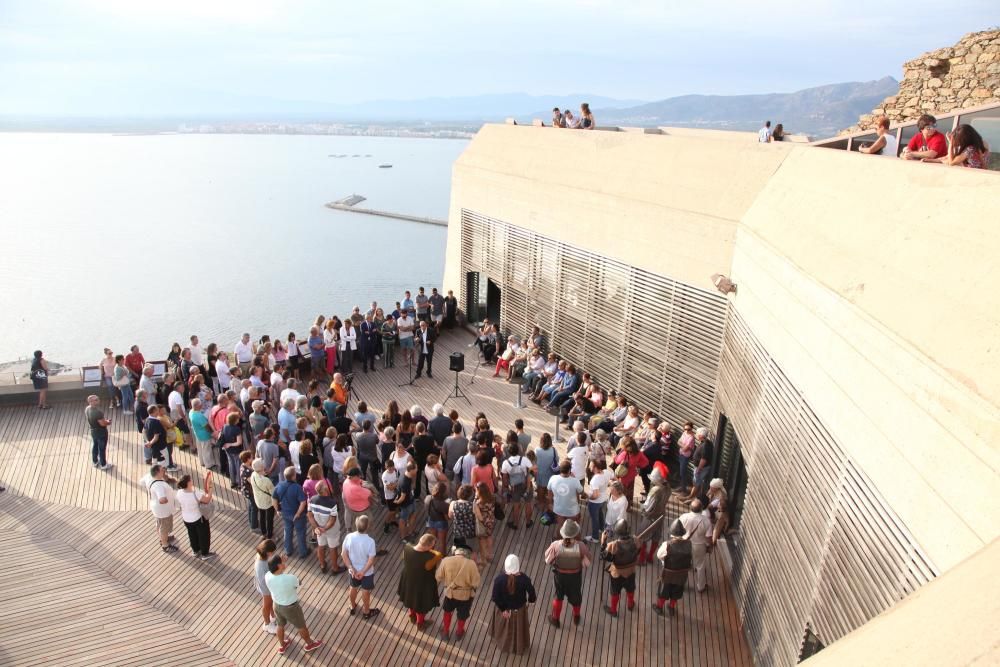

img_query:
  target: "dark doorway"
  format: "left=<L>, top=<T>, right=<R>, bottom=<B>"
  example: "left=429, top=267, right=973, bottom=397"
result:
left=465, top=272, right=486, bottom=324
left=486, top=278, right=502, bottom=324
left=714, top=414, right=748, bottom=545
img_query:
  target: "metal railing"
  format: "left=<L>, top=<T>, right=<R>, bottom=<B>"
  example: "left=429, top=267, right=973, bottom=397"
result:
left=811, top=100, right=1000, bottom=168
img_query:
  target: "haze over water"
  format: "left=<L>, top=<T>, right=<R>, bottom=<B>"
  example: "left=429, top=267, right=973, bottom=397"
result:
left=0, top=133, right=467, bottom=368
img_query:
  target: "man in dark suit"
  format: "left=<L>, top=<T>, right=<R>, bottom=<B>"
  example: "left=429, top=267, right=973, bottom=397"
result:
left=359, top=313, right=380, bottom=374
left=414, top=320, right=436, bottom=379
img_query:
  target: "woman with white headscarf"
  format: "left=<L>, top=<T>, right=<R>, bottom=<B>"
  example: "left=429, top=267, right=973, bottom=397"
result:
left=490, top=554, right=536, bottom=654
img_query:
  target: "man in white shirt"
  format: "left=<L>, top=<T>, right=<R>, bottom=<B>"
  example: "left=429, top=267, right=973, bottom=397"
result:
left=234, top=333, right=254, bottom=375
left=289, top=436, right=303, bottom=476
left=189, top=334, right=205, bottom=369
left=757, top=120, right=772, bottom=143
left=678, top=499, right=712, bottom=592
left=397, top=312, right=415, bottom=365
left=279, top=378, right=302, bottom=407
left=567, top=432, right=589, bottom=482
left=139, top=364, right=158, bottom=406
left=141, top=464, right=177, bottom=552
left=215, top=352, right=233, bottom=393
left=167, top=382, right=191, bottom=447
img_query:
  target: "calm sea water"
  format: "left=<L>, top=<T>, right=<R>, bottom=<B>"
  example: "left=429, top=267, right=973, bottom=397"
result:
left=0, top=132, right=467, bottom=368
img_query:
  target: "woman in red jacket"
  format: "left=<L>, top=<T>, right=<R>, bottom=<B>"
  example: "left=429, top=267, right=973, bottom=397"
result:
left=612, top=436, right=648, bottom=506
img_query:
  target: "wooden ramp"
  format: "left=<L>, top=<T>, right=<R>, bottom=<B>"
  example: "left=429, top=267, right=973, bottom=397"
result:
left=0, top=330, right=753, bottom=666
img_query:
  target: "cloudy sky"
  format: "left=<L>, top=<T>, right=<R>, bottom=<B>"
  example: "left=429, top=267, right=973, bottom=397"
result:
left=0, top=0, right=995, bottom=114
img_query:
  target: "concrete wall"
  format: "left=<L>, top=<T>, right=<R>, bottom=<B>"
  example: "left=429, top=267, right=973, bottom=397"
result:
left=443, top=124, right=794, bottom=296
left=731, top=147, right=1000, bottom=570
left=801, top=537, right=1000, bottom=667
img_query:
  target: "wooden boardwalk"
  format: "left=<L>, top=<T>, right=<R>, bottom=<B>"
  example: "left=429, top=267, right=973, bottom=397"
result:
left=0, top=330, right=753, bottom=666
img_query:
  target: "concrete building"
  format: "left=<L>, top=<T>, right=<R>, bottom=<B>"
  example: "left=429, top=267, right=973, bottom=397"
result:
left=442, top=121, right=1000, bottom=665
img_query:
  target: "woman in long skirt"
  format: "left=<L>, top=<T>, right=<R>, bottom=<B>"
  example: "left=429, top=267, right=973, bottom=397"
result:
left=397, top=534, right=443, bottom=629
left=490, top=555, right=536, bottom=654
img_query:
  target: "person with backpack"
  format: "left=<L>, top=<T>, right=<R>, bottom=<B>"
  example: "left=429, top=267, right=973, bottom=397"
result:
left=543, top=519, right=591, bottom=628
left=653, top=520, right=692, bottom=617
left=501, top=443, right=532, bottom=529
left=601, top=519, right=638, bottom=617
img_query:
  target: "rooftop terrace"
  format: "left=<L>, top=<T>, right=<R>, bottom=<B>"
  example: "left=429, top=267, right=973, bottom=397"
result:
left=0, top=329, right=752, bottom=667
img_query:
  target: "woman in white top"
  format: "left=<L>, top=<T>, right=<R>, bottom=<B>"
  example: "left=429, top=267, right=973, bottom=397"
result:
left=339, top=320, right=357, bottom=373
left=392, top=441, right=413, bottom=475
left=424, top=453, right=449, bottom=496
left=323, top=320, right=339, bottom=377
left=286, top=333, right=301, bottom=380
left=603, top=481, right=629, bottom=540
left=176, top=472, right=215, bottom=560
left=858, top=116, right=898, bottom=158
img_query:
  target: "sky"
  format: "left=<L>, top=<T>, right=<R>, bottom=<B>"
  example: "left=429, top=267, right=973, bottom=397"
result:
left=0, top=0, right=996, bottom=115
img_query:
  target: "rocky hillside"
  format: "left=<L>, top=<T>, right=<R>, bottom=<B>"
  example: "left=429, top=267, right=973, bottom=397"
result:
left=847, top=29, right=1000, bottom=133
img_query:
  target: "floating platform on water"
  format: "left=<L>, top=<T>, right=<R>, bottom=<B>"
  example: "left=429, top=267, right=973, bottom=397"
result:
left=325, top=197, right=446, bottom=227
left=333, top=194, right=367, bottom=207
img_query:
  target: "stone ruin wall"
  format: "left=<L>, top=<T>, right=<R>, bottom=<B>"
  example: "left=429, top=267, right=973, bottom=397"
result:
left=846, top=29, right=1000, bottom=134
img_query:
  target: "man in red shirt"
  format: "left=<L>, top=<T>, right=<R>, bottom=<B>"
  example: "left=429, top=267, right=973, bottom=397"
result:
left=902, top=114, right=947, bottom=160
left=124, top=345, right=145, bottom=379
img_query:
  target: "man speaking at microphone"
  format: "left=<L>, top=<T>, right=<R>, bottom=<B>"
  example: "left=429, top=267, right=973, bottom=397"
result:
left=414, top=320, right=437, bottom=380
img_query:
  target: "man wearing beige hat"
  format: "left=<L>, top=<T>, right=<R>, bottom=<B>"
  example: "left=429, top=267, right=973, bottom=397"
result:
left=543, top=519, right=591, bottom=628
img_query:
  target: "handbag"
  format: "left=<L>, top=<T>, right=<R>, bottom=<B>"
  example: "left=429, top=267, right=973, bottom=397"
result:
left=200, top=472, right=216, bottom=520
left=476, top=518, right=489, bottom=537
left=614, top=459, right=629, bottom=479
left=493, top=502, right=505, bottom=521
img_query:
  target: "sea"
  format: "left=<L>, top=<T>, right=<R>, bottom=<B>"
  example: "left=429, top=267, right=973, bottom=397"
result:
left=0, top=132, right=468, bottom=370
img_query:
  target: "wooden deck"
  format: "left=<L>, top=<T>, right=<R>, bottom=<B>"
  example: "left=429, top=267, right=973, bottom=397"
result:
left=0, top=330, right=753, bottom=666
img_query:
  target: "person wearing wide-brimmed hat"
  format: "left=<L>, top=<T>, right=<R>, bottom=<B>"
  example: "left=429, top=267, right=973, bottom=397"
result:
left=543, top=518, right=592, bottom=628
left=601, top=519, right=639, bottom=617
left=653, top=519, right=692, bottom=617
left=490, top=554, right=537, bottom=654
left=436, top=544, right=481, bottom=640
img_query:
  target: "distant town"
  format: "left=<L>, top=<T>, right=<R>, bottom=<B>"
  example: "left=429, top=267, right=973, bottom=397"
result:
left=177, top=121, right=476, bottom=139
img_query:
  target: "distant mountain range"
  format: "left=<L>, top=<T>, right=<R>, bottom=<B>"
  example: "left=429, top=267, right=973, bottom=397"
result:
left=0, top=78, right=898, bottom=138
left=589, top=77, right=900, bottom=137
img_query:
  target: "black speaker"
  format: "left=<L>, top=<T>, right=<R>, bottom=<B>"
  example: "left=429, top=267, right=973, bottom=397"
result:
left=449, top=352, right=465, bottom=372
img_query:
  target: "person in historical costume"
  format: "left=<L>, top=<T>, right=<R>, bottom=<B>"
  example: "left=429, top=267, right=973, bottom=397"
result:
left=397, top=533, right=443, bottom=629
left=436, top=545, right=481, bottom=640
left=543, top=519, right=591, bottom=628
left=653, top=519, right=693, bottom=616
left=490, top=554, right=537, bottom=654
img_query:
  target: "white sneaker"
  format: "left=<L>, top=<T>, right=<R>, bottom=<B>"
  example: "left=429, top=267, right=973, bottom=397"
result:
left=99, top=464, right=110, bottom=471
left=263, top=622, right=277, bottom=634
left=123, top=410, right=133, bottom=415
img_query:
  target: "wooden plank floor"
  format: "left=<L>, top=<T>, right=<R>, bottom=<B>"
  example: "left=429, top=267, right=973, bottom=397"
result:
left=0, top=330, right=753, bottom=666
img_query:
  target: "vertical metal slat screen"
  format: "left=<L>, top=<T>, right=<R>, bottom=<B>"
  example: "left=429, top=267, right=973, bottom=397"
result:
left=716, top=310, right=938, bottom=667
left=459, top=209, right=726, bottom=429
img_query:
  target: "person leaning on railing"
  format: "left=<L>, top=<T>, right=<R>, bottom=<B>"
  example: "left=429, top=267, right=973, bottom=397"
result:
left=900, top=114, right=947, bottom=161
left=857, top=116, right=898, bottom=158
left=922, top=124, right=990, bottom=169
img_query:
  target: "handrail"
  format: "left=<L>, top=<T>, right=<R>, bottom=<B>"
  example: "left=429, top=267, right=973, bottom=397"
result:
left=811, top=100, right=1000, bottom=148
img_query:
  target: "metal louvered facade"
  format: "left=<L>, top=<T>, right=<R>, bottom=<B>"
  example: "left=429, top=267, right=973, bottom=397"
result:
left=460, top=209, right=726, bottom=427
left=715, top=310, right=938, bottom=667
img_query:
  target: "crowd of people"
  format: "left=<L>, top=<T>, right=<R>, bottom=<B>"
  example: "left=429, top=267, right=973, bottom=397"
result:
left=77, top=287, right=730, bottom=658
